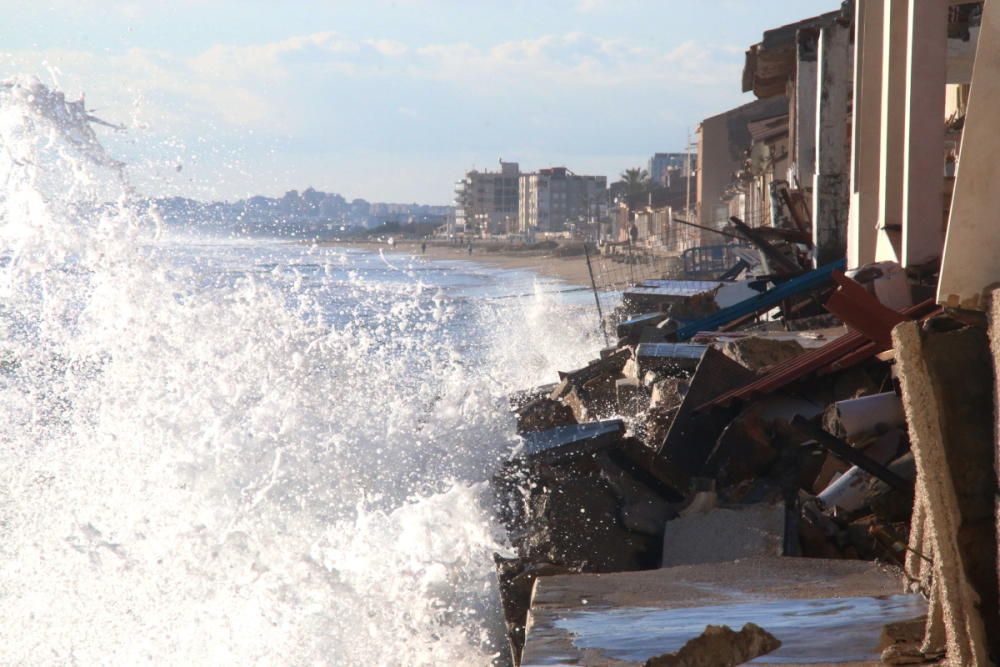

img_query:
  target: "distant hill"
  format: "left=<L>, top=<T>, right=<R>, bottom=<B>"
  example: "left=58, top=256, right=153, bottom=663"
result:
left=152, top=187, right=453, bottom=239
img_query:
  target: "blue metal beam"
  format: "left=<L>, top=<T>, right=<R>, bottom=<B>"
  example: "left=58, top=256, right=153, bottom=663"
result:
left=673, top=259, right=847, bottom=341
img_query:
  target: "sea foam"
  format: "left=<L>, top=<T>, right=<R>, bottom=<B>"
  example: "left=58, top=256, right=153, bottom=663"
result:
left=0, top=76, right=602, bottom=665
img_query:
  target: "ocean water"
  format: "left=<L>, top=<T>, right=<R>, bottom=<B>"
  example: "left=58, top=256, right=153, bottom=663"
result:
left=0, top=77, right=606, bottom=664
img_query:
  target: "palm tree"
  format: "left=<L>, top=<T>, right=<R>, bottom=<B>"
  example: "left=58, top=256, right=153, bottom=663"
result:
left=619, top=167, right=650, bottom=196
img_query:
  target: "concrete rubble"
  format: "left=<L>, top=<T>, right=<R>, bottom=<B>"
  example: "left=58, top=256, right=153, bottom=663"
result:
left=493, top=253, right=1000, bottom=666
left=489, top=2, right=1000, bottom=664
left=642, top=622, right=781, bottom=667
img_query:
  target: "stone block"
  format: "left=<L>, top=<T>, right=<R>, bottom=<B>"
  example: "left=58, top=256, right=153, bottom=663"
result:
left=661, top=503, right=785, bottom=568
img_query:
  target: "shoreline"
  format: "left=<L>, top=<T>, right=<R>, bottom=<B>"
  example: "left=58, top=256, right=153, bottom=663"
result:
left=318, top=239, right=598, bottom=287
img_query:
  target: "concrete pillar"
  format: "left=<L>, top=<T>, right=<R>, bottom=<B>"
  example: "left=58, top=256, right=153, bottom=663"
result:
left=894, top=321, right=998, bottom=665
left=875, top=0, right=909, bottom=263
left=794, top=29, right=819, bottom=193
left=847, top=0, right=884, bottom=269
left=812, top=21, right=852, bottom=265
left=901, top=0, right=948, bottom=267
left=938, top=0, right=1000, bottom=309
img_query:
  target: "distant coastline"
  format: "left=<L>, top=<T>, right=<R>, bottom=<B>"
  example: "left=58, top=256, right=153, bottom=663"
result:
left=320, top=238, right=597, bottom=287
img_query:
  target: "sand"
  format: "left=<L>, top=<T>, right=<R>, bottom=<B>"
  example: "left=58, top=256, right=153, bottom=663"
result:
left=320, top=239, right=597, bottom=287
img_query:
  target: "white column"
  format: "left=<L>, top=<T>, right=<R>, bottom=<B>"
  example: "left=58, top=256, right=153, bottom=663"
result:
left=812, top=21, right=852, bottom=265
left=938, top=0, right=1000, bottom=309
left=795, top=29, right=819, bottom=193
left=847, top=0, right=884, bottom=269
left=875, top=0, right=910, bottom=263
left=901, top=0, right=948, bottom=267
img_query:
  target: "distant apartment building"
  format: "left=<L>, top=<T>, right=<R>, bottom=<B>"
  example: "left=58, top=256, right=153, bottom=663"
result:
left=517, top=167, right=607, bottom=233
left=696, top=96, right=788, bottom=230
left=453, top=160, right=520, bottom=235
left=648, top=152, right=695, bottom=187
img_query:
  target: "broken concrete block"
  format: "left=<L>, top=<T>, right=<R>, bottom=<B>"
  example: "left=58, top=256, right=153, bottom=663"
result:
left=660, top=503, right=785, bottom=568
left=518, top=419, right=626, bottom=465
left=650, top=378, right=685, bottom=410
left=639, top=406, right=677, bottom=452
left=557, top=347, right=630, bottom=386
left=581, top=373, right=618, bottom=418
left=612, top=437, right=689, bottom=501
left=721, top=336, right=806, bottom=372
left=621, top=356, right=639, bottom=381
left=635, top=342, right=706, bottom=378
left=638, top=323, right=673, bottom=344
left=642, top=370, right=662, bottom=388
left=599, top=455, right=678, bottom=539
left=515, top=397, right=576, bottom=434
left=521, top=474, right=653, bottom=572
left=617, top=311, right=668, bottom=339
left=615, top=376, right=645, bottom=415
left=508, top=382, right=559, bottom=411
left=643, top=622, right=781, bottom=667
left=704, top=408, right=778, bottom=487
left=557, top=383, right=589, bottom=422
left=550, top=373, right=619, bottom=423
left=659, top=347, right=757, bottom=476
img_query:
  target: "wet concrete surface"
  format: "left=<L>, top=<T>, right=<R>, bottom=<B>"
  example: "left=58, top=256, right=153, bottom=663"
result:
left=521, top=557, right=927, bottom=667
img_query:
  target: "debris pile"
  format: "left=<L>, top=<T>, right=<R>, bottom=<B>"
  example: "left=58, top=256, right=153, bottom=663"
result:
left=493, top=259, right=999, bottom=666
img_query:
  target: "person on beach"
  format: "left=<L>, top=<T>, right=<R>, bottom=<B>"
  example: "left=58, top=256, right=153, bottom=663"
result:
left=467, top=242, right=472, bottom=255
left=421, top=241, right=427, bottom=254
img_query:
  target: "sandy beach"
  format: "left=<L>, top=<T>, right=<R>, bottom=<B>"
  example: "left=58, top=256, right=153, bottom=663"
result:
left=320, top=239, right=597, bottom=286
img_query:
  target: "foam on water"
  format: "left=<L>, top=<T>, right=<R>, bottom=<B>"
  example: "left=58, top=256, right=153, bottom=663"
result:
left=0, top=76, right=603, bottom=664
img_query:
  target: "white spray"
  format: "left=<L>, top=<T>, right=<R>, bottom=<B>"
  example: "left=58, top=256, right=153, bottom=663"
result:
left=0, top=76, right=602, bottom=665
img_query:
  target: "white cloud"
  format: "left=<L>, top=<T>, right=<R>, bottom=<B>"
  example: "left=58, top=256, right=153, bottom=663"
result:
left=5, top=29, right=741, bottom=133
left=364, top=39, right=408, bottom=57
left=575, top=0, right=610, bottom=13
left=2, top=27, right=748, bottom=200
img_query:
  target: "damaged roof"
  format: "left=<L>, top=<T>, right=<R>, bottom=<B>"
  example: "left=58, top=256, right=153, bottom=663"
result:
left=742, top=8, right=844, bottom=99
left=747, top=113, right=790, bottom=143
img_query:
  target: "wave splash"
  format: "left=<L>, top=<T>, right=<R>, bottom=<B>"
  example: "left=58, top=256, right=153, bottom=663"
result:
left=0, top=76, right=601, bottom=664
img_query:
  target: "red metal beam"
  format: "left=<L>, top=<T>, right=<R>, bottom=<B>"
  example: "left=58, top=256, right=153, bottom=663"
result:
left=696, top=297, right=938, bottom=411
left=823, top=271, right=907, bottom=348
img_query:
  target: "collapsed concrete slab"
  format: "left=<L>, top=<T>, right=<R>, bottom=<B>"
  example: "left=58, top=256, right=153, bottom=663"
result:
left=520, top=557, right=927, bottom=667
left=659, top=347, right=758, bottom=476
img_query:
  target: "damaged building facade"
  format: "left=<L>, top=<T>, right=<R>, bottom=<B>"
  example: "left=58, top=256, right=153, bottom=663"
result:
left=493, top=2, right=1000, bottom=666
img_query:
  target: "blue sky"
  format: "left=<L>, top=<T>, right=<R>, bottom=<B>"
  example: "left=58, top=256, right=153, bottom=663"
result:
left=2, top=1, right=838, bottom=203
